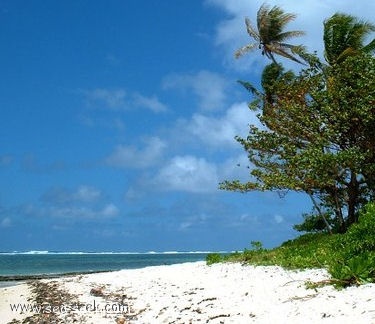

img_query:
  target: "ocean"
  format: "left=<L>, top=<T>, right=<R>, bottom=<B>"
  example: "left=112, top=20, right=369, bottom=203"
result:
left=0, top=251, right=213, bottom=280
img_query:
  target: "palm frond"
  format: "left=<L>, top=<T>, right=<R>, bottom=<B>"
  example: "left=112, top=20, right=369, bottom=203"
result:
left=266, top=44, right=306, bottom=64
left=349, top=23, right=375, bottom=50
left=245, top=18, right=260, bottom=41
left=263, top=49, right=278, bottom=64
left=257, top=4, right=271, bottom=41
left=234, top=43, right=257, bottom=59
left=281, top=43, right=307, bottom=55
left=268, top=7, right=297, bottom=38
left=276, top=12, right=297, bottom=27
left=362, top=38, right=375, bottom=53
left=324, top=13, right=375, bottom=65
left=336, top=47, right=359, bottom=63
left=270, top=11, right=296, bottom=29
left=257, top=3, right=270, bottom=30
left=276, top=30, right=305, bottom=42
left=236, top=3, right=305, bottom=65
left=237, top=80, right=262, bottom=97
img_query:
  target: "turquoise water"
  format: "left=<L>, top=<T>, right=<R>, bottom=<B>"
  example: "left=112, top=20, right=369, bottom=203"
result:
left=0, top=252, right=211, bottom=277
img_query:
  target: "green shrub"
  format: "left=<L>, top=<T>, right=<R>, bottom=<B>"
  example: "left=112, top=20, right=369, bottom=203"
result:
left=206, top=253, right=223, bottom=265
left=293, top=212, right=335, bottom=233
left=205, top=202, right=375, bottom=288
left=329, top=252, right=375, bottom=286
left=342, top=202, right=375, bottom=255
left=328, top=202, right=375, bottom=286
left=250, top=240, right=264, bottom=251
left=226, top=233, right=335, bottom=269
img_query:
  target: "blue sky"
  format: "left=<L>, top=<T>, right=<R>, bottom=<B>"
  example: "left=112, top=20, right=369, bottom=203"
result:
left=1, top=0, right=374, bottom=252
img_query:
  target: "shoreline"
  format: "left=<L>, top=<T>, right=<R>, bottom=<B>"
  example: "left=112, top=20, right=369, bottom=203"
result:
left=2, top=261, right=375, bottom=323
left=0, top=269, right=115, bottom=283
left=0, top=253, right=209, bottom=284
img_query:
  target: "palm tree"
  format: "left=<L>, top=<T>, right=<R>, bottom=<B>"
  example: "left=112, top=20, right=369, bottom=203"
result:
left=235, top=4, right=306, bottom=64
left=324, top=13, right=375, bottom=65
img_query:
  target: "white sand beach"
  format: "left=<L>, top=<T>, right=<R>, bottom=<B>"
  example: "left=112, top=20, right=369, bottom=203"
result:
left=2, top=261, right=375, bottom=323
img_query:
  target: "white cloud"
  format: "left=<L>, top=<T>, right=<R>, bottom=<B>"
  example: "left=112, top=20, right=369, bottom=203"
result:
left=123, top=103, right=260, bottom=195
left=50, top=204, right=119, bottom=219
left=78, top=115, right=126, bottom=131
left=0, top=217, right=11, bottom=228
left=23, top=203, right=119, bottom=219
left=82, top=88, right=167, bottom=113
left=178, top=213, right=210, bottom=231
left=29, top=184, right=120, bottom=220
left=218, top=153, right=252, bottom=182
left=29, top=185, right=119, bottom=220
left=132, top=93, right=168, bottom=113
left=155, top=155, right=219, bottom=193
left=101, top=203, right=120, bottom=217
left=185, top=102, right=261, bottom=148
left=228, top=213, right=260, bottom=228
left=124, top=187, right=142, bottom=201
left=92, top=228, right=117, bottom=238
left=179, top=221, right=193, bottom=230
left=106, top=137, right=167, bottom=169
left=163, top=70, right=228, bottom=111
left=74, top=186, right=102, bottom=202
left=42, top=185, right=102, bottom=204
left=84, top=88, right=127, bottom=109
left=21, top=154, right=66, bottom=173
left=274, top=214, right=284, bottom=224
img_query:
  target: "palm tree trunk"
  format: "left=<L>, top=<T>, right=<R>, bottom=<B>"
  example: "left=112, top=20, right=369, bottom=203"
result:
left=347, top=171, right=359, bottom=226
left=330, top=186, right=346, bottom=233
left=308, top=192, right=332, bottom=234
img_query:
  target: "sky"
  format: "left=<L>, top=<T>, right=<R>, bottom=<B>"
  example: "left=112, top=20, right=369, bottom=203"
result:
left=1, top=0, right=374, bottom=252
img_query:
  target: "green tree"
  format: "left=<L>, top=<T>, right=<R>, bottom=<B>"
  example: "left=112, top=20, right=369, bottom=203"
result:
left=226, top=8, right=375, bottom=233
left=234, top=3, right=306, bottom=64
left=324, top=13, right=375, bottom=65
left=221, top=53, right=375, bottom=233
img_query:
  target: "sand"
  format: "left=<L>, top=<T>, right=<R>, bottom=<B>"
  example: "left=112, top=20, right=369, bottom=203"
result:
left=1, top=261, right=375, bottom=323
left=0, top=283, right=33, bottom=323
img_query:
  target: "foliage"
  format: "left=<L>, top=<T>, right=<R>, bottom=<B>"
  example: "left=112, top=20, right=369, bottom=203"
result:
left=293, top=212, right=337, bottom=233
left=327, top=202, right=375, bottom=286
left=324, top=13, right=375, bottom=65
left=222, top=53, right=375, bottom=232
left=216, top=233, right=336, bottom=270
left=217, top=6, right=375, bottom=289
left=206, top=253, right=223, bottom=265
left=235, top=3, right=306, bottom=64
left=333, top=202, right=375, bottom=256
left=250, top=240, right=264, bottom=251
left=328, top=252, right=375, bottom=287
left=208, top=202, right=375, bottom=288
left=226, top=6, right=375, bottom=234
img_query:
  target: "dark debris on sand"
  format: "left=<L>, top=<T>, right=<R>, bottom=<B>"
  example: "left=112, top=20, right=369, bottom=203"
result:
left=7, top=280, right=145, bottom=324
left=7, top=280, right=85, bottom=324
